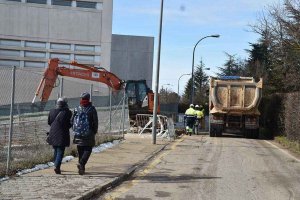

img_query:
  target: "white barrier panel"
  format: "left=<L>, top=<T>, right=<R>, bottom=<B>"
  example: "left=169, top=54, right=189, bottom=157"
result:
left=135, top=114, right=174, bottom=140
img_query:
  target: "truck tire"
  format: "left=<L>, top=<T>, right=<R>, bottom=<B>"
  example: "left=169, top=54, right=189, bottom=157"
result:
left=215, top=124, right=223, bottom=137
left=243, top=129, right=248, bottom=138
left=251, top=129, right=259, bottom=139
left=209, top=125, right=216, bottom=137
left=210, top=124, right=223, bottom=137
left=217, top=129, right=223, bottom=137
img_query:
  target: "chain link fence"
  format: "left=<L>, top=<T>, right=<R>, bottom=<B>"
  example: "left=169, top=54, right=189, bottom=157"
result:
left=0, top=66, right=129, bottom=176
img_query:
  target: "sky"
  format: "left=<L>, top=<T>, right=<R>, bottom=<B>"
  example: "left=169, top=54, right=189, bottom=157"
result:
left=112, top=0, right=281, bottom=94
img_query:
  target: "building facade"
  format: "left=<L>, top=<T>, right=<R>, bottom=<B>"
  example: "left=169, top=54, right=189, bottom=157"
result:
left=0, top=0, right=112, bottom=69
left=0, top=0, right=154, bottom=106
left=110, top=34, right=154, bottom=88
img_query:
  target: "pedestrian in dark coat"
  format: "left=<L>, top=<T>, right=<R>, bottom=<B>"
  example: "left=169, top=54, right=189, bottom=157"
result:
left=72, top=92, right=98, bottom=175
left=48, top=97, right=72, bottom=174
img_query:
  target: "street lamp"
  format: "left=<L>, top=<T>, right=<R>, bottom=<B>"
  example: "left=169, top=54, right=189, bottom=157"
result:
left=191, top=34, right=220, bottom=104
left=161, top=83, right=172, bottom=89
left=177, top=73, right=191, bottom=96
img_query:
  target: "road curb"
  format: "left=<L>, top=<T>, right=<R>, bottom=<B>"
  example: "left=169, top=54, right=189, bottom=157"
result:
left=72, top=142, right=169, bottom=200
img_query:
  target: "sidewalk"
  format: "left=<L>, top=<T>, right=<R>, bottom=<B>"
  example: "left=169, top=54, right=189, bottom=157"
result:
left=0, top=134, right=171, bottom=200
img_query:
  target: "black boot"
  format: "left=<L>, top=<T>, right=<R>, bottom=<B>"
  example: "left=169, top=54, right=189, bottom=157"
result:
left=77, top=164, right=85, bottom=175
left=54, top=168, right=61, bottom=174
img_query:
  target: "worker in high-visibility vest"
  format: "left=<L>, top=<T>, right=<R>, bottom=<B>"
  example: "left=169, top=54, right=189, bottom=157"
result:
left=195, top=105, right=204, bottom=133
left=184, top=104, right=197, bottom=136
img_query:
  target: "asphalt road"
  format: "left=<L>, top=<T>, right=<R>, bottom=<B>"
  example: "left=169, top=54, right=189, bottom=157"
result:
left=98, top=135, right=300, bottom=200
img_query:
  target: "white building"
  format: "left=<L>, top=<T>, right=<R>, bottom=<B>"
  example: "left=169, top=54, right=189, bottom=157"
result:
left=0, top=0, right=154, bottom=106
left=0, top=0, right=112, bottom=69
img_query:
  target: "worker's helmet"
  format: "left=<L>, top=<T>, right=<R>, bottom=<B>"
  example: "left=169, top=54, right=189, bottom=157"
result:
left=195, top=105, right=199, bottom=108
left=190, top=104, right=194, bottom=108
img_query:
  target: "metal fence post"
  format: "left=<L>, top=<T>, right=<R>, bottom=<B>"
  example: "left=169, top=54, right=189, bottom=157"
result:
left=59, top=77, right=64, bottom=97
left=121, top=89, right=126, bottom=138
left=90, top=84, right=93, bottom=102
left=6, top=66, right=16, bottom=175
left=109, top=87, right=112, bottom=133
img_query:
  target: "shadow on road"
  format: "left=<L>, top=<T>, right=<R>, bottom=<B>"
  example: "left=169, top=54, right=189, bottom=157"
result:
left=134, top=173, right=221, bottom=183
left=219, top=133, right=244, bottom=138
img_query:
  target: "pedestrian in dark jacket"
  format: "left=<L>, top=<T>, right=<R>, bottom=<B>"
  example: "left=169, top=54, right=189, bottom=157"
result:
left=47, top=97, right=72, bottom=174
left=72, top=92, right=98, bottom=175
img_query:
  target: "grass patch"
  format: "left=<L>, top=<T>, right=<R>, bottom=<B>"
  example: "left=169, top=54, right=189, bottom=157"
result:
left=0, top=134, right=123, bottom=178
left=1, top=147, right=53, bottom=177
left=275, top=136, right=300, bottom=155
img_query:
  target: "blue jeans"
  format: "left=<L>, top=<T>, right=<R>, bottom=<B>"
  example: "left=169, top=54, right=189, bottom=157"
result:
left=53, top=146, right=65, bottom=169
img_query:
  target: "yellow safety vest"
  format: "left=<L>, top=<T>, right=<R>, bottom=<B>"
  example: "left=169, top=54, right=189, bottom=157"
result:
left=195, top=110, right=204, bottom=119
left=185, top=108, right=196, bottom=116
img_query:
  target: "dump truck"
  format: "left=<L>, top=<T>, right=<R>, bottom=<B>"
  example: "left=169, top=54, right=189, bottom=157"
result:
left=209, top=76, right=263, bottom=138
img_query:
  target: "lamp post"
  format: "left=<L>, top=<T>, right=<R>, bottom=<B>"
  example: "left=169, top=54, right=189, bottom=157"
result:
left=191, top=34, right=220, bottom=104
left=177, top=73, right=191, bottom=96
left=152, top=0, right=164, bottom=144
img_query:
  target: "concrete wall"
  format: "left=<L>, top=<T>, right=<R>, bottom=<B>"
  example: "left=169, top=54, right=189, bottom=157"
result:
left=110, top=34, right=154, bottom=88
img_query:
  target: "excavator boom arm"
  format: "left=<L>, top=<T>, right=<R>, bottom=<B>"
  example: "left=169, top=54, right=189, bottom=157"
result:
left=32, top=58, right=124, bottom=103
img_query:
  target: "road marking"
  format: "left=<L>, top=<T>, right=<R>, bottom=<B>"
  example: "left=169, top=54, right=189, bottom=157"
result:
left=104, top=137, right=185, bottom=200
left=264, top=140, right=300, bottom=162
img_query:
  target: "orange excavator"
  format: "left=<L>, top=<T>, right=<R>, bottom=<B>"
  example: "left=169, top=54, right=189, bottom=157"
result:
left=32, top=58, right=159, bottom=118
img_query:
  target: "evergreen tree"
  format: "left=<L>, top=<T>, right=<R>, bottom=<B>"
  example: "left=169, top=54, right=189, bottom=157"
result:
left=217, top=53, right=244, bottom=77
left=251, top=0, right=300, bottom=92
left=194, top=60, right=209, bottom=105
left=182, top=60, right=209, bottom=105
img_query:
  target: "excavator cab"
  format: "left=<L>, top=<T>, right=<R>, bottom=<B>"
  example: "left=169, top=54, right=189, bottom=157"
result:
left=125, top=80, right=157, bottom=118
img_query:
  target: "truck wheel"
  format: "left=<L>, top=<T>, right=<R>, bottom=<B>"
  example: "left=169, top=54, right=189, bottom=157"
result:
left=209, top=125, right=216, bottom=137
left=215, top=124, right=222, bottom=137
left=251, top=129, right=259, bottom=139
left=243, top=129, right=248, bottom=138
left=217, top=129, right=223, bottom=137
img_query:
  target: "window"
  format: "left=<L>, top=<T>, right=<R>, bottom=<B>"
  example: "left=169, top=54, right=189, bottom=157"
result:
left=75, top=54, right=94, bottom=61
left=96, top=2, right=103, bottom=10
left=7, top=0, right=22, bottom=2
left=26, top=0, right=47, bottom=4
left=76, top=1, right=96, bottom=9
left=0, top=50, right=20, bottom=57
left=25, top=41, right=46, bottom=48
left=75, top=44, right=95, bottom=52
left=50, top=53, right=70, bottom=60
left=52, top=0, right=72, bottom=6
left=0, top=39, right=21, bottom=47
left=94, top=56, right=100, bottom=62
left=95, top=46, right=101, bottom=53
left=0, top=60, right=20, bottom=67
left=24, top=51, right=46, bottom=58
left=24, top=61, right=46, bottom=68
left=50, top=43, right=71, bottom=50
